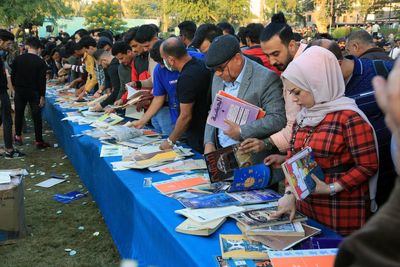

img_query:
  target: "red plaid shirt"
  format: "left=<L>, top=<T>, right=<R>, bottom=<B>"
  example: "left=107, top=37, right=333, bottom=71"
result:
left=288, top=110, right=378, bottom=236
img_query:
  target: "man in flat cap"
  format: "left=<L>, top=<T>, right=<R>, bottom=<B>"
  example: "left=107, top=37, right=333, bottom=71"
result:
left=204, top=35, right=286, bottom=158
left=159, top=37, right=212, bottom=153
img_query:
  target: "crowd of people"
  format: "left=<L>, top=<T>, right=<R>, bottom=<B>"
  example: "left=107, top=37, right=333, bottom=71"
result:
left=1, top=11, right=400, bottom=265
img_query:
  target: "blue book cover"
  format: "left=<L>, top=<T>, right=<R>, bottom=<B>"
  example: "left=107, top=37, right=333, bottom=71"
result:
left=179, top=193, right=240, bottom=209
left=229, top=164, right=271, bottom=192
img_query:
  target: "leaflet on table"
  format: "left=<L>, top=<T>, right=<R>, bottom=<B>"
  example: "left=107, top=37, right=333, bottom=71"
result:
left=219, top=234, right=270, bottom=260
left=204, top=144, right=253, bottom=183
left=229, top=164, right=271, bottom=192
left=176, top=205, right=245, bottom=224
left=118, top=136, right=162, bottom=148
left=81, top=110, right=104, bottom=117
left=152, top=174, right=210, bottom=194
left=158, top=159, right=207, bottom=175
left=281, top=146, right=325, bottom=200
left=91, top=113, right=124, bottom=128
left=268, top=248, right=337, bottom=267
left=207, top=91, right=265, bottom=131
left=227, top=189, right=281, bottom=205
left=100, top=145, right=124, bottom=157
left=215, top=256, right=273, bottom=267
left=237, top=221, right=305, bottom=237
left=110, top=160, right=136, bottom=171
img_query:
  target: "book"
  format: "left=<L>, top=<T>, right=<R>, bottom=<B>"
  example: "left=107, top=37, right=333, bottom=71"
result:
left=281, top=146, right=325, bottom=200
left=153, top=176, right=209, bottom=194
left=218, top=91, right=266, bottom=119
left=125, top=105, right=145, bottom=119
left=179, top=193, right=241, bottom=209
left=215, top=256, right=273, bottom=267
left=229, top=164, right=271, bottom=192
left=204, top=144, right=253, bottom=183
left=159, top=159, right=207, bottom=175
left=219, top=234, right=270, bottom=260
left=93, top=113, right=124, bottom=127
left=175, top=206, right=245, bottom=224
left=230, top=206, right=307, bottom=230
left=175, top=217, right=226, bottom=236
left=99, top=145, right=123, bottom=157
left=227, top=189, right=281, bottom=205
left=268, top=248, right=337, bottom=267
left=237, top=221, right=305, bottom=237
left=246, top=224, right=322, bottom=250
left=207, top=91, right=265, bottom=131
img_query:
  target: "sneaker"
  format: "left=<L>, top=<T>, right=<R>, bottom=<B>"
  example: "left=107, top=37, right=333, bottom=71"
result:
left=5, top=149, right=26, bottom=159
left=35, top=141, right=51, bottom=149
left=14, top=135, right=23, bottom=146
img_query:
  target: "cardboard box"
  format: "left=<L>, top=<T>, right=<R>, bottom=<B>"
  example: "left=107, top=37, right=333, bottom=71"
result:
left=0, top=175, right=26, bottom=240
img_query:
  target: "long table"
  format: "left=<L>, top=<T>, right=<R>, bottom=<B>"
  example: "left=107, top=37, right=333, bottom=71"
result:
left=43, top=96, right=341, bottom=267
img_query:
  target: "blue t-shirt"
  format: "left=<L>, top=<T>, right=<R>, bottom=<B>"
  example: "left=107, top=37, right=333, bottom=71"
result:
left=152, top=64, right=180, bottom=123
left=152, top=50, right=205, bottom=124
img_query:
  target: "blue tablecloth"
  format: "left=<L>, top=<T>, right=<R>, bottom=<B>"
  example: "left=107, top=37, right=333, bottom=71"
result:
left=43, top=96, right=341, bottom=267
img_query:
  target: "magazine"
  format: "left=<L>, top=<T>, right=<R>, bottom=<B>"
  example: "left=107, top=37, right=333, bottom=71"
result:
left=281, top=147, right=324, bottom=200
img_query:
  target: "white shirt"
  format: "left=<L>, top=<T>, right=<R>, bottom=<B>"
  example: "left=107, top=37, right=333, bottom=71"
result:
left=218, top=59, right=247, bottom=147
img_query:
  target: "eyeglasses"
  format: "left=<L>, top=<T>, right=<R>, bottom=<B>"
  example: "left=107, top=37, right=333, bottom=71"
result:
left=210, top=58, right=232, bottom=72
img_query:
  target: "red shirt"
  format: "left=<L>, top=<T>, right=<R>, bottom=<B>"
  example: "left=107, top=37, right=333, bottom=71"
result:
left=288, top=110, right=378, bottom=236
left=243, top=46, right=281, bottom=75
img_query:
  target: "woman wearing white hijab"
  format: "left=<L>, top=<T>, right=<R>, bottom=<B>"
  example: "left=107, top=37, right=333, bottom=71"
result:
left=272, top=46, right=379, bottom=236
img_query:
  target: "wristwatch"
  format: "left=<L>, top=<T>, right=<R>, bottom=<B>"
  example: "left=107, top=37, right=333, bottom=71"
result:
left=263, top=138, right=276, bottom=151
left=329, top=183, right=336, bottom=196
left=166, top=137, right=175, bottom=146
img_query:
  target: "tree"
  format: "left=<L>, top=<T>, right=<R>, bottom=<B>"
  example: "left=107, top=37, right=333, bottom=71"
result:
left=125, top=0, right=160, bottom=19
left=83, top=0, right=127, bottom=33
left=215, top=0, right=250, bottom=26
left=0, top=0, right=73, bottom=27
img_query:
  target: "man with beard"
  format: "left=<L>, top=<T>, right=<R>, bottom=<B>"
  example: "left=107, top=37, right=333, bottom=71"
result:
left=240, top=12, right=306, bottom=155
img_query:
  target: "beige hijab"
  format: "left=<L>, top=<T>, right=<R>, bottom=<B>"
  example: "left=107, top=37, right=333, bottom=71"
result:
left=282, top=46, right=379, bottom=212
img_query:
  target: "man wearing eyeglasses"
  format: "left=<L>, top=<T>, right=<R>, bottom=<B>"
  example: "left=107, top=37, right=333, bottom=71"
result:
left=203, top=35, right=286, bottom=157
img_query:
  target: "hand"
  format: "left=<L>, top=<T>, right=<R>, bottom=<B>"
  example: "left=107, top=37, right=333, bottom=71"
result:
left=93, top=91, right=102, bottom=98
left=39, top=96, right=45, bottom=108
left=264, top=154, right=286, bottom=168
left=223, top=119, right=241, bottom=140
left=373, top=59, right=400, bottom=138
left=131, top=120, right=145, bottom=129
left=104, top=108, right=115, bottom=114
left=77, top=91, right=86, bottom=101
left=204, top=143, right=217, bottom=154
left=92, top=103, right=103, bottom=112
left=240, top=138, right=265, bottom=153
left=160, top=140, right=173, bottom=150
left=270, top=194, right=297, bottom=221
left=310, top=174, right=330, bottom=195
left=125, top=81, right=136, bottom=89
left=114, top=99, right=123, bottom=106
left=63, top=63, right=71, bottom=70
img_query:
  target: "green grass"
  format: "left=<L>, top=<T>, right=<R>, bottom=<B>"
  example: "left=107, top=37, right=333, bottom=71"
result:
left=0, top=120, right=120, bottom=267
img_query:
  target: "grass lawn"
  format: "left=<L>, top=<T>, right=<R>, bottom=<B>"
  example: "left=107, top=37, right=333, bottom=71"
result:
left=0, top=119, right=120, bottom=267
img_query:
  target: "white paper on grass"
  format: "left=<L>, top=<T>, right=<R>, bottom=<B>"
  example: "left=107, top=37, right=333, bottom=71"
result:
left=175, top=206, right=245, bottom=224
left=35, top=178, right=66, bottom=188
left=0, top=171, right=12, bottom=184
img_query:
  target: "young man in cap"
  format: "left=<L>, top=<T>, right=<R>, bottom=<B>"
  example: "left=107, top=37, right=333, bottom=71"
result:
left=203, top=35, right=286, bottom=158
